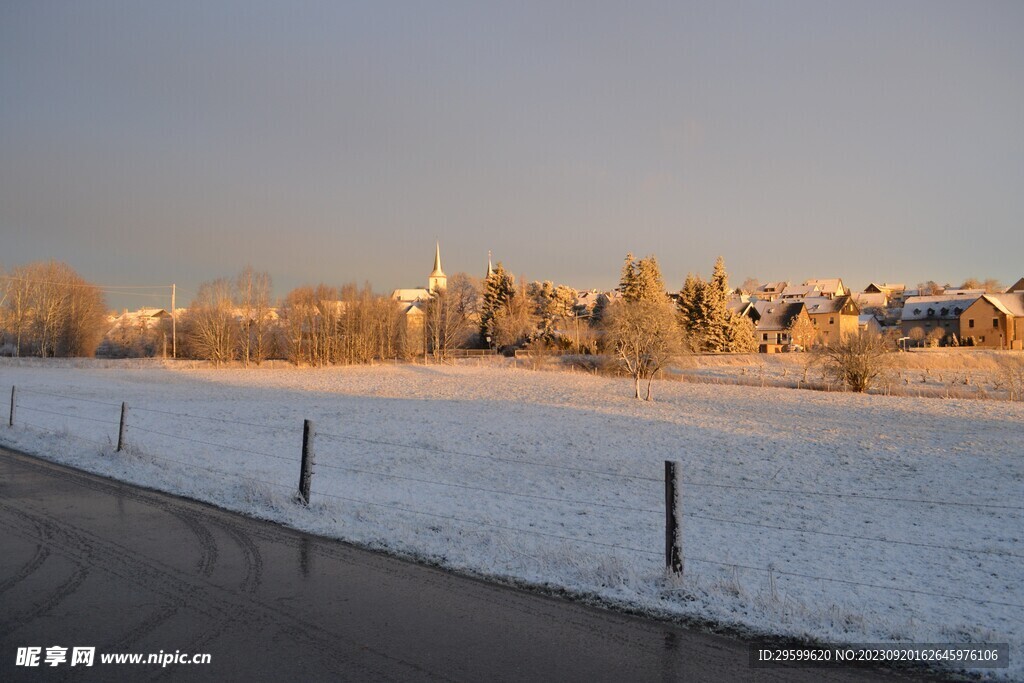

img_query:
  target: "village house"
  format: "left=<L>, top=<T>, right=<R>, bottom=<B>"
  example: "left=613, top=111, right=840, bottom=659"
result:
left=802, top=295, right=860, bottom=346
left=959, top=292, right=1024, bottom=349
left=752, top=301, right=808, bottom=353
left=802, top=278, right=847, bottom=299
left=900, top=293, right=980, bottom=345
left=779, top=283, right=821, bottom=300
left=752, top=281, right=788, bottom=302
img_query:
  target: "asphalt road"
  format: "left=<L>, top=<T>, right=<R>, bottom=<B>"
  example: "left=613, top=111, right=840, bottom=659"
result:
left=0, top=447, right=940, bottom=682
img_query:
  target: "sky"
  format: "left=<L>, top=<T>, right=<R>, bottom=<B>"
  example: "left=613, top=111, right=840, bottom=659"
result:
left=1, top=1, right=1022, bottom=310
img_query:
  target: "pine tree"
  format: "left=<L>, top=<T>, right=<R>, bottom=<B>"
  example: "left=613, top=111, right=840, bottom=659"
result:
left=677, top=273, right=704, bottom=332
left=480, top=262, right=515, bottom=343
left=617, top=253, right=638, bottom=301
left=619, top=253, right=665, bottom=304
left=634, top=256, right=665, bottom=303
left=680, top=257, right=745, bottom=352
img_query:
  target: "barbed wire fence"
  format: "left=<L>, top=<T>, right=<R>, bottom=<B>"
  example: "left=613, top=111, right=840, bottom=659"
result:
left=1, top=384, right=1022, bottom=614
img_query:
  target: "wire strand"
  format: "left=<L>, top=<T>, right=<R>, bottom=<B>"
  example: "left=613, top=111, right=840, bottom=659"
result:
left=313, top=461, right=662, bottom=514
left=16, top=404, right=120, bottom=426
left=127, top=423, right=296, bottom=463
left=317, top=430, right=662, bottom=484
left=684, top=556, right=1024, bottom=610
left=15, top=387, right=123, bottom=407
left=685, top=512, right=1024, bottom=559
left=312, top=490, right=662, bottom=556
left=685, top=479, right=1024, bottom=512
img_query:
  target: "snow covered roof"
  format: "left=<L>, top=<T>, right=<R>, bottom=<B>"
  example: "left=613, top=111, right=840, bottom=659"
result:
left=803, top=278, right=845, bottom=295
left=853, top=292, right=887, bottom=309
left=978, top=293, right=1024, bottom=317
left=391, top=288, right=431, bottom=303
left=801, top=296, right=848, bottom=315
left=864, top=282, right=905, bottom=294
left=756, top=281, right=788, bottom=293
left=901, top=295, right=978, bottom=321
left=753, top=301, right=804, bottom=331
left=779, top=284, right=820, bottom=299
left=1006, top=277, right=1024, bottom=293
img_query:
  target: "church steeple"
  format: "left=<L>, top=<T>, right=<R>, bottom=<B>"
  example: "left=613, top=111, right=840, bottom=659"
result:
left=486, top=250, right=494, bottom=278
left=428, top=242, right=447, bottom=293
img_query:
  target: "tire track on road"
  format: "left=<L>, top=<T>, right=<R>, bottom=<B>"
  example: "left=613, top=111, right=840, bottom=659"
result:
left=0, top=498, right=447, bottom=682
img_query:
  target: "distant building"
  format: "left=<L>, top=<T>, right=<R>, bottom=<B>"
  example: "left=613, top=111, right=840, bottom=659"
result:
left=753, top=281, right=788, bottom=302
left=752, top=301, right=808, bottom=352
left=802, top=295, right=860, bottom=346
left=959, top=293, right=1024, bottom=349
left=900, top=294, right=978, bottom=344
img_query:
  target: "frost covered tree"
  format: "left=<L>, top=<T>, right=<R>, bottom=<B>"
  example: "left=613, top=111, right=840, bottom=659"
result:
left=184, top=278, right=237, bottom=366
left=235, top=266, right=274, bottom=366
left=480, top=262, right=515, bottom=344
left=818, top=332, right=894, bottom=392
left=528, top=280, right=577, bottom=340
left=0, top=261, right=106, bottom=357
left=603, top=298, right=683, bottom=400
left=678, top=257, right=751, bottom=353
left=424, top=272, right=478, bottom=361
left=787, top=312, right=816, bottom=349
left=618, top=253, right=665, bottom=304
left=676, top=273, right=703, bottom=333
left=492, top=281, right=536, bottom=351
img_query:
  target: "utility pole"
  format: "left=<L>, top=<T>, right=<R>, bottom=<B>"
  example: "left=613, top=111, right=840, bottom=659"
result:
left=171, top=283, right=176, bottom=359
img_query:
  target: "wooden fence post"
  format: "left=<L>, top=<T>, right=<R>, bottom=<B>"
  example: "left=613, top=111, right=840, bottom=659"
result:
left=665, top=460, right=683, bottom=576
left=8, top=386, right=15, bottom=427
left=116, top=402, right=128, bottom=452
left=298, top=419, right=315, bottom=505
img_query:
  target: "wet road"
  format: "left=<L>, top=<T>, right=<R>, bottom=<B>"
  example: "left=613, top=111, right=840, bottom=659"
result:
left=0, top=447, right=938, bottom=682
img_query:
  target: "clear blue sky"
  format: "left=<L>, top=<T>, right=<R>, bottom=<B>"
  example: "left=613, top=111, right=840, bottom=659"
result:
left=2, top=1, right=1022, bottom=309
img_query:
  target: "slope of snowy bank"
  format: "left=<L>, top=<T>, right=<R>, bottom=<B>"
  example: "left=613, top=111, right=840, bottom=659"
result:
left=1, top=360, right=1020, bottom=679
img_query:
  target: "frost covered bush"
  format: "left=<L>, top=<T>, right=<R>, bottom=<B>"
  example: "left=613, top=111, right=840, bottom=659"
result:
left=817, top=333, right=894, bottom=393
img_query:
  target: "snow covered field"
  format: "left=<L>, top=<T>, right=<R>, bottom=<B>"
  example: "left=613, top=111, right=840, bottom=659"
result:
left=1, top=359, right=1021, bottom=679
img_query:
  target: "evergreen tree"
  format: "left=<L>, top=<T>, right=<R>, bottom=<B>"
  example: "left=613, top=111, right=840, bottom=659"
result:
left=699, top=256, right=732, bottom=352
left=617, top=253, right=638, bottom=301
left=677, top=273, right=704, bottom=332
left=634, top=256, right=665, bottom=303
left=618, top=253, right=665, bottom=304
left=480, top=262, right=515, bottom=343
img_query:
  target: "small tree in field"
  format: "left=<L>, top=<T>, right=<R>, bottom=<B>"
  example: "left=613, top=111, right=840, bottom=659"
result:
left=817, top=332, right=894, bottom=393
left=603, top=299, right=683, bottom=400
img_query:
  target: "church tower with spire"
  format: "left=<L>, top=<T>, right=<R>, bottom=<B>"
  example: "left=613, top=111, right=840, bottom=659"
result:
left=428, top=242, right=447, bottom=293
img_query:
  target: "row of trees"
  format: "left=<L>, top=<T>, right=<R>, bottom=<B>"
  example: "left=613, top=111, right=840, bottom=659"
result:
left=0, top=261, right=107, bottom=358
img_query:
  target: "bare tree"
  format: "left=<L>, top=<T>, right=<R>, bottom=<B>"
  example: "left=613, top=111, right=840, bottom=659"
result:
left=603, top=299, right=684, bottom=400
left=184, top=279, right=237, bottom=366
left=787, top=313, right=816, bottom=349
left=817, top=332, right=894, bottom=393
left=0, top=261, right=106, bottom=357
left=235, top=267, right=274, bottom=367
left=491, top=282, right=536, bottom=352
left=424, top=273, right=478, bottom=361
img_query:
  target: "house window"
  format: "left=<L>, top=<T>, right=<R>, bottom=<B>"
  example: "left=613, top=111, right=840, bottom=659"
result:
left=762, top=333, right=768, bottom=341
left=812, top=319, right=817, bottom=326
left=829, top=317, right=834, bottom=325
left=993, top=318, right=999, bottom=328
left=969, top=319, right=975, bottom=328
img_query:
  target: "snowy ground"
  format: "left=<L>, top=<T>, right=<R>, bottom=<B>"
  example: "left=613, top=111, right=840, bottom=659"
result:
left=1, top=359, right=1021, bottom=680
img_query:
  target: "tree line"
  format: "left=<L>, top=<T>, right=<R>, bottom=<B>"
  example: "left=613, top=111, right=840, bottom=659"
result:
left=0, top=261, right=107, bottom=358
